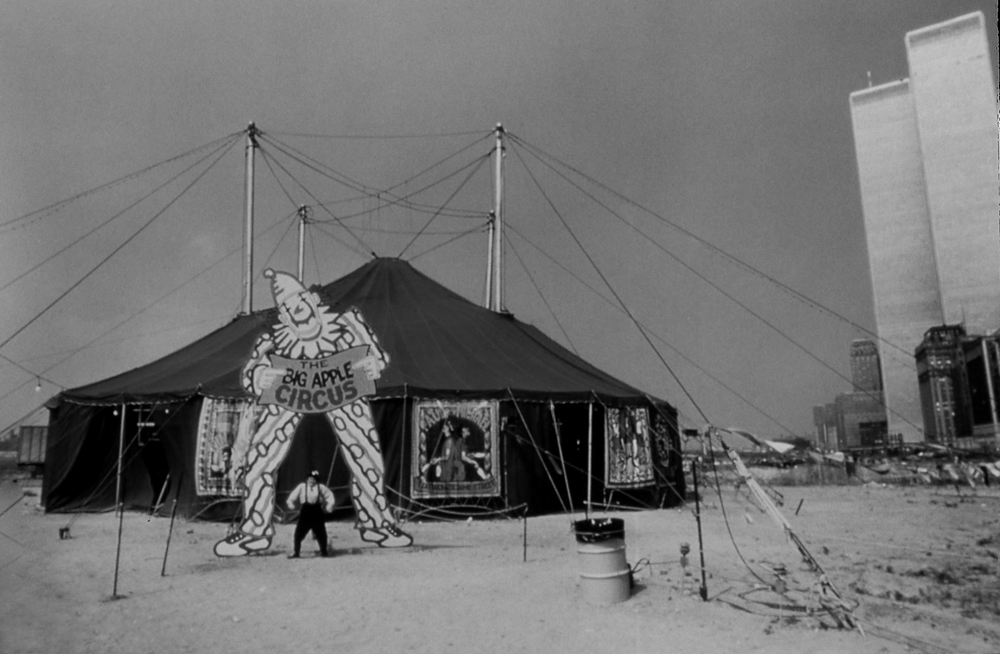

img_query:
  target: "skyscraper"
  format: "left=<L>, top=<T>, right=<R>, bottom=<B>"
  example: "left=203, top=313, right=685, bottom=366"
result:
left=915, top=325, right=1000, bottom=446
left=905, top=15, right=1000, bottom=333
left=813, top=340, right=888, bottom=451
left=915, top=325, right=970, bottom=443
left=849, top=12, right=1000, bottom=443
left=849, top=339, right=883, bottom=393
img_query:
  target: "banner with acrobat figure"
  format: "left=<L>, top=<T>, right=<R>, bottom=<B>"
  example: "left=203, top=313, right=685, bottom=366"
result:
left=411, top=400, right=500, bottom=499
left=213, top=268, right=412, bottom=557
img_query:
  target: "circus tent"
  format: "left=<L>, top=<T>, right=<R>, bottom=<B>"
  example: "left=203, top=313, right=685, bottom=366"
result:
left=43, top=257, right=684, bottom=520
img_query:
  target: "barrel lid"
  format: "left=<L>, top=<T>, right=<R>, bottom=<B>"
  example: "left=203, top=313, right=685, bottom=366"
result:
left=573, top=518, right=625, bottom=542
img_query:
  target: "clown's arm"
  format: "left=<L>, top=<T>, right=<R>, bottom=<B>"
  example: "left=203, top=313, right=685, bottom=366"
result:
left=340, top=308, right=390, bottom=381
left=241, top=332, right=283, bottom=397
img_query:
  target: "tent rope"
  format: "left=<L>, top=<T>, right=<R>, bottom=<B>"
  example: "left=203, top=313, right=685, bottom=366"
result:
left=506, top=234, right=579, bottom=356
left=508, top=140, right=710, bottom=425
left=407, top=222, right=489, bottom=262
left=251, top=133, right=374, bottom=257
left=509, top=133, right=924, bottom=436
left=549, top=400, right=575, bottom=518
left=506, top=132, right=916, bottom=365
left=507, top=224, right=798, bottom=436
left=397, top=153, right=491, bottom=258
left=0, top=130, right=243, bottom=234
left=0, top=137, right=240, bottom=355
left=507, top=390, right=569, bottom=514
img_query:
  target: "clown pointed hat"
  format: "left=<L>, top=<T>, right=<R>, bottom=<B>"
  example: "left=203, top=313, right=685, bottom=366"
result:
left=263, top=269, right=308, bottom=306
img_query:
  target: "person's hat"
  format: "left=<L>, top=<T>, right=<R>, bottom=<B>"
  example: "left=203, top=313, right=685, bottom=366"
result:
left=264, top=269, right=308, bottom=306
left=308, top=470, right=320, bottom=479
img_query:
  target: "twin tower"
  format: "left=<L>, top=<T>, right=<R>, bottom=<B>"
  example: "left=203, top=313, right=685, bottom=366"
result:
left=849, top=12, right=999, bottom=443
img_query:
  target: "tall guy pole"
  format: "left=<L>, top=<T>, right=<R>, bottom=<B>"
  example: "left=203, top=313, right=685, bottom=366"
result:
left=692, top=459, right=708, bottom=601
left=586, top=401, right=593, bottom=519
left=112, top=502, right=125, bottom=598
left=115, top=404, right=126, bottom=515
left=161, top=499, right=179, bottom=577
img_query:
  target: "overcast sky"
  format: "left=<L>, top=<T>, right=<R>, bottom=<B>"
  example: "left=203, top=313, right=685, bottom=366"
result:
left=0, top=1, right=996, bottom=438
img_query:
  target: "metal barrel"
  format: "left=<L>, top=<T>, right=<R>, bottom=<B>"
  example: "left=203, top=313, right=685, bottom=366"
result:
left=573, top=518, right=631, bottom=605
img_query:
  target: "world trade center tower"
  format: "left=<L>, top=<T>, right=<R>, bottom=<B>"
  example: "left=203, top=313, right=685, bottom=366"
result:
left=849, top=12, right=1000, bottom=443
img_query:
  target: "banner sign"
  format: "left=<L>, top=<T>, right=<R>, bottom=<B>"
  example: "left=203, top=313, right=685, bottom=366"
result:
left=195, top=399, right=258, bottom=497
left=258, top=346, right=374, bottom=414
left=605, top=406, right=655, bottom=489
left=411, top=400, right=500, bottom=499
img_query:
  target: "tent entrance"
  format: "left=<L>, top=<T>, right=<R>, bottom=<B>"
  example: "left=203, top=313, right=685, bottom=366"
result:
left=139, top=438, right=171, bottom=512
left=275, top=414, right=354, bottom=520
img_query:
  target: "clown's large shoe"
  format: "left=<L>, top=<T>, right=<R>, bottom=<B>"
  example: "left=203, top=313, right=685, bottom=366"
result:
left=213, top=532, right=272, bottom=557
left=359, top=524, right=413, bottom=548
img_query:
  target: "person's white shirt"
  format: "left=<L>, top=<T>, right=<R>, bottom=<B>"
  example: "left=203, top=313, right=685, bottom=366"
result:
left=287, top=481, right=335, bottom=512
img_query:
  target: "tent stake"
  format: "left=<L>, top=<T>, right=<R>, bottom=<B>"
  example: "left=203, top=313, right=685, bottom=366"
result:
left=151, top=473, right=171, bottom=516
left=112, top=502, right=125, bottom=598
left=691, top=461, right=708, bottom=601
left=161, top=499, right=178, bottom=577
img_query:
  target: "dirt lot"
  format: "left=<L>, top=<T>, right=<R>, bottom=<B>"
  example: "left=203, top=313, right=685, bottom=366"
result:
left=1, top=464, right=998, bottom=654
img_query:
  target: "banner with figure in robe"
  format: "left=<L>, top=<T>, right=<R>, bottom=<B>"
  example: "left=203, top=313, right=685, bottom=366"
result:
left=605, top=406, right=655, bottom=488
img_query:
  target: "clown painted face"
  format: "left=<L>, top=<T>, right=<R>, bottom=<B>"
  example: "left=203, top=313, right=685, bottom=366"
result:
left=278, top=291, right=323, bottom=341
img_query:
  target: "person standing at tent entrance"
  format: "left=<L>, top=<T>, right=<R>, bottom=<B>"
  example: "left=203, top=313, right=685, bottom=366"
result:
left=214, top=269, right=412, bottom=557
left=287, top=470, right=335, bottom=558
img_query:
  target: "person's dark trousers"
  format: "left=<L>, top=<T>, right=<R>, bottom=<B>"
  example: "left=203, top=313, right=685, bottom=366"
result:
left=293, top=503, right=328, bottom=555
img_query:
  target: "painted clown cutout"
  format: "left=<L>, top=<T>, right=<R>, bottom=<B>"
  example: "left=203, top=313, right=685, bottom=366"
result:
left=213, top=269, right=412, bottom=556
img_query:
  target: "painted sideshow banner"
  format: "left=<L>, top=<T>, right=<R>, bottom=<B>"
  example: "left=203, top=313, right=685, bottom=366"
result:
left=650, top=409, right=676, bottom=470
left=411, top=400, right=500, bottom=499
left=650, top=408, right=680, bottom=488
left=605, top=406, right=655, bottom=488
left=195, top=398, right=258, bottom=497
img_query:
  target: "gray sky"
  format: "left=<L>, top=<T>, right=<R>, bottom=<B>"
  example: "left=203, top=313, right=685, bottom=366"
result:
left=0, top=1, right=997, bottom=437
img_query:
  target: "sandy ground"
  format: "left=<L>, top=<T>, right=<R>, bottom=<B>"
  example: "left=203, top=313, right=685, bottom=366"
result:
left=1, top=467, right=998, bottom=654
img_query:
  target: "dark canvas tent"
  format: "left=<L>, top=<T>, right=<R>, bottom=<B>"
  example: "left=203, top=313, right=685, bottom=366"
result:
left=44, top=258, right=683, bottom=519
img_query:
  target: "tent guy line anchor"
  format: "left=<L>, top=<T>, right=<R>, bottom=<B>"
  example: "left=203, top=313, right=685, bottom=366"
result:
left=719, top=435, right=864, bottom=636
left=0, top=493, right=26, bottom=520
left=0, top=493, right=29, bottom=548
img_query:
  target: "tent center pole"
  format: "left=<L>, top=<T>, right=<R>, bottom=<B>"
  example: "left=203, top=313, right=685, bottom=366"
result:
left=491, top=123, right=504, bottom=312
left=297, top=204, right=309, bottom=283
left=242, top=122, right=259, bottom=314
left=484, top=212, right=494, bottom=309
